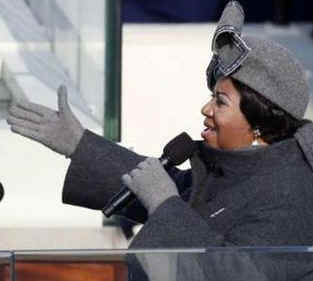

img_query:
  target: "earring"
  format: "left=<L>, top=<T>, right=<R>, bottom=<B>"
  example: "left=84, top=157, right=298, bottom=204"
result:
left=252, top=129, right=261, bottom=146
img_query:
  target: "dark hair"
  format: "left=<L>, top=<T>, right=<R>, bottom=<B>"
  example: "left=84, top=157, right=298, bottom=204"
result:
left=232, top=78, right=308, bottom=144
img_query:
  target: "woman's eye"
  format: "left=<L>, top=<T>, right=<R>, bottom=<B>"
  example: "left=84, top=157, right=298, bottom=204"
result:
left=210, top=93, right=226, bottom=107
left=216, top=97, right=225, bottom=106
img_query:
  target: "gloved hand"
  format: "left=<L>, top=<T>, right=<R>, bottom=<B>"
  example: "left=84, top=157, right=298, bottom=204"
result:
left=121, top=157, right=179, bottom=215
left=7, top=85, right=84, bottom=157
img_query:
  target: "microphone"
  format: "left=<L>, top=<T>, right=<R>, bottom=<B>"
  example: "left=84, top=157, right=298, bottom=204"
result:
left=102, top=132, right=196, bottom=218
left=0, top=182, right=4, bottom=202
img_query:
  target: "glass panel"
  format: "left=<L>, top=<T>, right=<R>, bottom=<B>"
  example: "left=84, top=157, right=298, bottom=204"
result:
left=10, top=247, right=313, bottom=281
left=0, top=0, right=121, bottom=229
left=128, top=247, right=313, bottom=281
left=25, top=0, right=109, bottom=131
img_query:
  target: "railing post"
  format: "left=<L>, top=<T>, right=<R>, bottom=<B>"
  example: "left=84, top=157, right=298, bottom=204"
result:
left=104, top=0, right=122, bottom=141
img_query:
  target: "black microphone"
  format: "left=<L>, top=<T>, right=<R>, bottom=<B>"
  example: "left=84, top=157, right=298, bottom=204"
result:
left=102, top=132, right=196, bottom=218
left=0, top=182, right=4, bottom=202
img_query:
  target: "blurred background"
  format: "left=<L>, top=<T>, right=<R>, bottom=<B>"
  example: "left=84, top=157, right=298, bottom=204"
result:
left=0, top=0, right=312, bottom=249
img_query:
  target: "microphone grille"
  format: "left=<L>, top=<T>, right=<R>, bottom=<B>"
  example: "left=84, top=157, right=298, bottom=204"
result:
left=163, top=132, right=196, bottom=166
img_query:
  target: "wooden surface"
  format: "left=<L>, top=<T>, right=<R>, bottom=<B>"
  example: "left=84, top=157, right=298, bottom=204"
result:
left=0, top=228, right=129, bottom=281
left=0, top=261, right=127, bottom=281
left=0, top=265, right=10, bottom=281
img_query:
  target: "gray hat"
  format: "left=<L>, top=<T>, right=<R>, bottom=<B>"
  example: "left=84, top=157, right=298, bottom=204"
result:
left=207, top=1, right=309, bottom=119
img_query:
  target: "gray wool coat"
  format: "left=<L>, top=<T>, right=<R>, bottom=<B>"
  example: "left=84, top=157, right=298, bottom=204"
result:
left=62, top=124, right=313, bottom=281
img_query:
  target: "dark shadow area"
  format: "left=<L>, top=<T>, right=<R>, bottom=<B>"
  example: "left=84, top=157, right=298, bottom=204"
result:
left=122, top=0, right=313, bottom=23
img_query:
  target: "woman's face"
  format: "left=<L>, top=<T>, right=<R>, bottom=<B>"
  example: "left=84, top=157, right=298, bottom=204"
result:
left=201, top=77, right=253, bottom=150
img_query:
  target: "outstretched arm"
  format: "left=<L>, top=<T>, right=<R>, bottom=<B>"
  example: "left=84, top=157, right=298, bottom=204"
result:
left=6, top=89, right=191, bottom=223
left=6, top=86, right=148, bottom=221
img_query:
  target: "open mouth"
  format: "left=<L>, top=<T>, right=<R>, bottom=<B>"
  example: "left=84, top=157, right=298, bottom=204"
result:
left=201, top=123, right=217, bottom=140
left=203, top=121, right=216, bottom=132
left=204, top=125, right=216, bottom=132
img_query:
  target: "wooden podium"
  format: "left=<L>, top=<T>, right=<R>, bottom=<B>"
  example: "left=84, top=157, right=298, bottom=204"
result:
left=0, top=255, right=11, bottom=281
left=14, top=262, right=126, bottom=281
left=0, top=228, right=129, bottom=281
left=0, top=254, right=127, bottom=281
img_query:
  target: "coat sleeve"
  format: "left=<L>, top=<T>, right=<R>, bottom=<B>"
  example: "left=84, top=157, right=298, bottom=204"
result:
left=62, top=130, right=192, bottom=223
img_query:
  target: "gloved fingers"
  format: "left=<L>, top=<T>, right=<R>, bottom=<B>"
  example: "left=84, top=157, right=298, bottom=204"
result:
left=121, top=174, right=141, bottom=197
left=7, top=115, right=41, bottom=132
left=11, top=125, right=43, bottom=143
left=146, top=157, right=161, bottom=166
left=57, top=85, right=71, bottom=115
left=121, top=174, right=133, bottom=187
left=137, top=159, right=150, bottom=170
left=130, top=168, right=141, bottom=178
left=9, top=105, right=43, bottom=124
left=14, top=100, right=54, bottom=117
left=146, top=157, right=166, bottom=174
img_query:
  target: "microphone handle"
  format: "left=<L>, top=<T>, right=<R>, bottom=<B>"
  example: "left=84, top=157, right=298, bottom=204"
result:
left=102, top=187, right=135, bottom=217
left=102, top=157, right=169, bottom=218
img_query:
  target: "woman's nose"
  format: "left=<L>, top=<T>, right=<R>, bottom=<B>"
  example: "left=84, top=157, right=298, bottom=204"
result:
left=201, top=101, right=213, bottom=117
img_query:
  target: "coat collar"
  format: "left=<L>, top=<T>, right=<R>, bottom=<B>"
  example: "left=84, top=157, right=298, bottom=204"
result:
left=189, top=138, right=303, bottom=218
left=189, top=138, right=302, bottom=206
left=194, top=138, right=302, bottom=179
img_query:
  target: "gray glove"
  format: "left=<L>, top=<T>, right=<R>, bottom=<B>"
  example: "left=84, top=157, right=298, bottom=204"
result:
left=121, top=157, right=179, bottom=215
left=7, top=85, right=84, bottom=157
